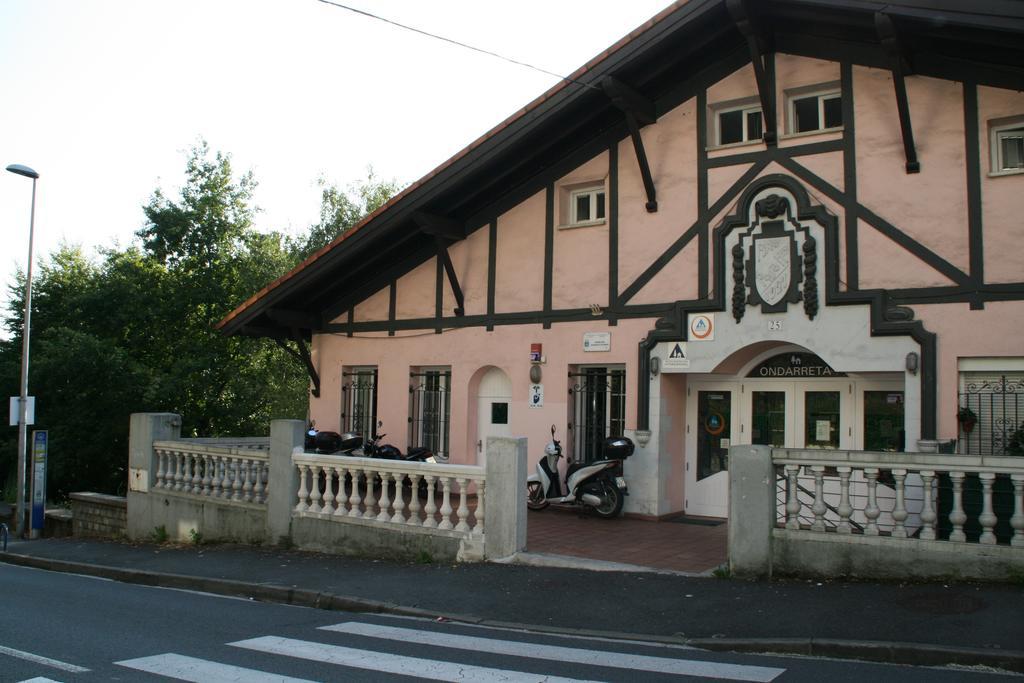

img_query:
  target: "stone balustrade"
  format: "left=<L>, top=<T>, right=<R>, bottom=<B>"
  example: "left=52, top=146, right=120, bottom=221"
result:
left=152, top=440, right=269, bottom=505
left=773, top=449, right=1024, bottom=546
left=291, top=452, right=485, bottom=538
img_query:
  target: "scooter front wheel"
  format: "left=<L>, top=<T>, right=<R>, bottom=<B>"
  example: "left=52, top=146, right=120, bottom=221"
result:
left=591, top=480, right=624, bottom=519
left=527, top=481, right=549, bottom=510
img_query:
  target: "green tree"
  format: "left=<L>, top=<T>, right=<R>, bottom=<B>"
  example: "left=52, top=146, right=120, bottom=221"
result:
left=292, top=168, right=399, bottom=260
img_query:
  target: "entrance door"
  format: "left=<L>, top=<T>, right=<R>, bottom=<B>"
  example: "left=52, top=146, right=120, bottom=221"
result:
left=794, top=380, right=854, bottom=449
left=685, top=384, right=736, bottom=517
left=476, top=368, right=511, bottom=467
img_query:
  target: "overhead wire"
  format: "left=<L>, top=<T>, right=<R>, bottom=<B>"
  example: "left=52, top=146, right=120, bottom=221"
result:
left=314, top=0, right=602, bottom=92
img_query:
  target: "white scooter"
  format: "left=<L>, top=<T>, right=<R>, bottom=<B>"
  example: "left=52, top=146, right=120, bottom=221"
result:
left=526, top=425, right=633, bottom=518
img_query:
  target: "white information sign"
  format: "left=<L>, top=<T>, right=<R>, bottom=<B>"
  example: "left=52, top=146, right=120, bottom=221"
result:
left=815, top=419, right=831, bottom=442
left=688, top=314, right=714, bottom=341
left=8, top=396, right=35, bottom=426
left=528, top=384, right=544, bottom=408
left=583, top=332, right=610, bottom=352
left=663, top=342, right=690, bottom=369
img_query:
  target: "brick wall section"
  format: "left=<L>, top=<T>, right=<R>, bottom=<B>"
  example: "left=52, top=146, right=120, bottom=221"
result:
left=70, top=492, right=127, bottom=539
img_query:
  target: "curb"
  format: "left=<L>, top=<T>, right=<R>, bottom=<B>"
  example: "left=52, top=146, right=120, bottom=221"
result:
left=3, top=551, right=1022, bottom=674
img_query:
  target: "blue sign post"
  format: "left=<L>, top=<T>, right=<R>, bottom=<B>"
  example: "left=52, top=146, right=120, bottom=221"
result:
left=30, top=430, right=47, bottom=539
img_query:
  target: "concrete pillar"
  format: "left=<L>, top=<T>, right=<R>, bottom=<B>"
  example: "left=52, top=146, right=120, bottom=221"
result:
left=728, top=444, right=775, bottom=579
left=126, top=413, right=182, bottom=540
left=267, top=419, right=305, bottom=545
left=483, top=436, right=527, bottom=559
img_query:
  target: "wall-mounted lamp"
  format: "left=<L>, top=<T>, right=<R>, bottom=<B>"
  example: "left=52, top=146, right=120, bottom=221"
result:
left=529, top=364, right=542, bottom=383
left=905, top=351, right=919, bottom=376
left=650, top=356, right=660, bottom=378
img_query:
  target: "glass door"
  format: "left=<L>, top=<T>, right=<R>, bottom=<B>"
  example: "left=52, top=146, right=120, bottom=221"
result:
left=795, top=381, right=854, bottom=449
left=751, top=391, right=786, bottom=446
left=685, top=383, right=735, bottom=518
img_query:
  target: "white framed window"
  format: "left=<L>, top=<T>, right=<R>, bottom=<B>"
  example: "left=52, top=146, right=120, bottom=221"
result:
left=342, top=366, right=377, bottom=441
left=569, top=186, right=606, bottom=226
left=409, top=367, right=451, bottom=460
left=990, top=117, right=1024, bottom=175
left=716, top=105, right=764, bottom=146
left=787, top=85, right=843, bottom=135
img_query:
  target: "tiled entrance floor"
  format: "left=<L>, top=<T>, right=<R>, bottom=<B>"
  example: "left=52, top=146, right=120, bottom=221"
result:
left=525, top=508, right=728, bottom=574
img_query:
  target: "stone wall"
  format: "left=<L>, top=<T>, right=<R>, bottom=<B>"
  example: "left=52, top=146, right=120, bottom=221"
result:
left=70, top=492, right=127, bottom=539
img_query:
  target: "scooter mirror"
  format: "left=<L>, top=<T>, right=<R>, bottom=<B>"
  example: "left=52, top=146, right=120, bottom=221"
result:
left=550, top=424, right=556, bottom=438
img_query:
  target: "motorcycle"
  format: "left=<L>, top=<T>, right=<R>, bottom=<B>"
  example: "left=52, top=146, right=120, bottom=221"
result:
left=305, top=423, right=363, bottom=455
left=527, top=425, right=633, bottom=518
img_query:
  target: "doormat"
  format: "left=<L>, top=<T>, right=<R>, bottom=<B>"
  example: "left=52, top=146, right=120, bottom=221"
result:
left=662, top=514, right=724, bottom=526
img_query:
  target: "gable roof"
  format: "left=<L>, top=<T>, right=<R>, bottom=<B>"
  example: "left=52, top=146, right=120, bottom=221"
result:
left=219, top=0, right=1024, bottom=339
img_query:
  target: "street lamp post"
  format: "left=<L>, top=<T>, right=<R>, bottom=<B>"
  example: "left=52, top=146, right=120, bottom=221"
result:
left=6, top=163, right=39, bottom=539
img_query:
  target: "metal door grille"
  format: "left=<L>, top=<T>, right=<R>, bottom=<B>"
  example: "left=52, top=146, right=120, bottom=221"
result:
left=568, top=367, right=626, bottom=463
left=409, top=370, right=451, bottom=460
left=342, top=368, right=378, bottom=441
left=958, top=373, right=1024, bottom=456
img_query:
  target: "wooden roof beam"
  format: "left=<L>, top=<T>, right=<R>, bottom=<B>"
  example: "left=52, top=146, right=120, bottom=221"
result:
left=274, top=329, right=321, bottom=398
left=602, top=76, right=658, bottom=212
left=436, top=237, right=466, bottom=317
left=727, top=0, right=778, bottom=146
left=876, top=12, right=921, bottom=174
left=413, top=211, right=466, bottom=241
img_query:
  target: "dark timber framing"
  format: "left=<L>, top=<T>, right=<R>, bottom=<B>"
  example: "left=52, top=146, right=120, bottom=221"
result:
left=602, top=76, right=659, bottom=212
left=608, top=142, right=619, bottom=326
left=543, top=184, right=555, bottom=329
left=275, top=333, right=321, bottom=398
left=841, top=62, right=859, bottom=289
left=726, top=0, right=777, bottom=145
left=963, top=81, right=985, bottom=311
left=875, top=12, right=920, bottom=174
left=486, top=219, right=497, bottom=331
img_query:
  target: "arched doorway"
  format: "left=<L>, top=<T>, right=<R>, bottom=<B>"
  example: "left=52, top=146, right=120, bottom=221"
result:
left=474, top=367, right=512, bottom=467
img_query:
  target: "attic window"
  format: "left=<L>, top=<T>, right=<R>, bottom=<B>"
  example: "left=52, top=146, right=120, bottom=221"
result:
left=718, top=105, right=763, bottom=146
left=786, top=83, right=843, bottom=135
left=569, top=186, right=606, bottom=226
left=990, top=118, right=1024, bottom=175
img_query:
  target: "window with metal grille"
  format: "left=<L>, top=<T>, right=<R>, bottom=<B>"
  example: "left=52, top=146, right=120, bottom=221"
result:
left=342, top=367, right=378, bottom=441
left=958, top=372, right=1024, bottom=456
left=568, top=366, right=626, bottom=463
left=409, top=368, right=451, bottom=460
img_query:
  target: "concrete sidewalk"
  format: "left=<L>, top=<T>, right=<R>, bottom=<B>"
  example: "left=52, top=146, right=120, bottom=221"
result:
left=2, top=537, right=1023, bottom=672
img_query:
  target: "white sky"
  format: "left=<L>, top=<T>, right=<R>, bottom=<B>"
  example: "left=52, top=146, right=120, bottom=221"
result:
left=0, top=0, right=670, bottom=306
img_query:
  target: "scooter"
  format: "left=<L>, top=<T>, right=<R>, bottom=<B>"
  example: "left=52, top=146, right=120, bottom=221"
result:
left=526, top=425, right=633, bottom=518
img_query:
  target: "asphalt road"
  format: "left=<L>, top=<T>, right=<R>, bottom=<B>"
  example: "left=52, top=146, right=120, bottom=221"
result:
left=0, top=563, right=1017, bottom=682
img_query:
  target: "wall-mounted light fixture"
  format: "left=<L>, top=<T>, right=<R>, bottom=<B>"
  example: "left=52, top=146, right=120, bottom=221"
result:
left=650, top=356, right=660, bottom=378
left=905, top=351, right=919, bottom=376
left=530, top=364, right=542, bottom=383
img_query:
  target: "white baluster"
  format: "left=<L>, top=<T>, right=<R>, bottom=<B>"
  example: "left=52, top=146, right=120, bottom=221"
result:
left=309, top=465, right=323, bottom=513
left=919, top=470, right=937, bottom=541
left=810, top=466, right=826, bottom=532
left=836, top=466, right=853, bottom=534
left=254, top=462, right=267, bottom=504
left=201, top=455, right=212, bottom=495
left=295, top=464, right=310, bottom=512
left=242, top=460, right=254, bottom=503
left=978, top=472, right=997, bottom=545
left=785, top=464, right=801, bottom=530
left=173, top=451, right=184, bottom=491
left=322, top=465, right=337, bottom=514
left=330, top=466, right=345, bottom=516
left=213, top=457, right=225, bottom=498
left=455, top=478, right=471, bottom=532
left=1011, top=474, right=1024, bottom=548
left=191, top=454, right=203, bottom=494
left=864, top=467, right=880, bottom=536
left=438, top=478, right=454, bottom=530
left=891, top=469, right=908, bottom=539
left=949, top=471, right=967, bottom=543
left=376, top=469, right=392, bottom=522
left=155, top=451, right=166, bottom=489
left=346, top=468, right=362, bottom=518
left=231, top=459, right=244, bottom=501
left=391, top=473, right=406, bottom=524
left=423, top=475, right=438, bottom=528
left=363, top=469, right=377, bottom=518
left=473, top=479, right=485, bottom=536
left=407, top=474, right=422, bottom=526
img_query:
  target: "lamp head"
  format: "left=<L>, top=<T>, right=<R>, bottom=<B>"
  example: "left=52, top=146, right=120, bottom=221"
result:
left=6, top=164, right=39, bottom=179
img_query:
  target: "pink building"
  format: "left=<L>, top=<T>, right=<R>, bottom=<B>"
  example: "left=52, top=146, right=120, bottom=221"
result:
left=220, top=1, right=1024, bottom=520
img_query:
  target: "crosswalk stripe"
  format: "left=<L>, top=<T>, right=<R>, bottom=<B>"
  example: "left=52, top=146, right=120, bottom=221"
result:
left=0, top=645, right=89, bottom=674
left=321, top=622, right=785, bottom=683
left=17, top=678, right=65, bottom=683
left=231, top=635, right=605, bottom=683
left=115, top=653, right=317, bottom=683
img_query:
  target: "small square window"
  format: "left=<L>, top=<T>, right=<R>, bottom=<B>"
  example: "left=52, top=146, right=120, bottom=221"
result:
left=569, top=187, right=606, bottom=226
left=491, top=402, right=508, bottom=425
left=995, top=127, right=1024, bottom=172
left=788, top=88, right=843, bottom=134
left=716, top=105, right=763, bottom=146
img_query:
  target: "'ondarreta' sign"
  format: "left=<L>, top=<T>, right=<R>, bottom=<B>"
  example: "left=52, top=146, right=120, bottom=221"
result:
left=747, top=352, right=846, bottom=378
